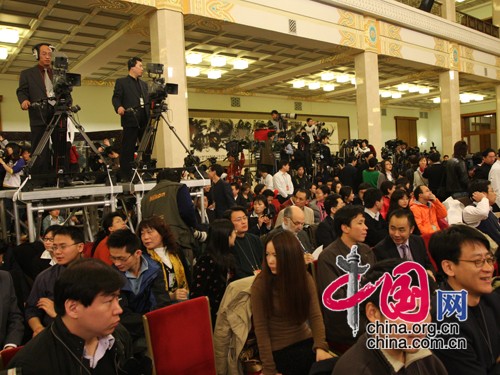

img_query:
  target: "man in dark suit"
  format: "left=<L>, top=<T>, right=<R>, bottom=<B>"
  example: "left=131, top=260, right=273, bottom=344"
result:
left=0, top=270, right=24, bottom=350
left=112, top=56, right=150, bottom=181
left=207, top=164, right=235, bottom=219
left=338, top=156, right=358, bottom=192
left=373, top=208, right=434, bottom=274
left=363, top=188, right=387, bottom=247
left=16, top=43, right=56, bottom=173
left=316, top=193, right=344, bottom=248
left=423, top=152, right=447, bottom=201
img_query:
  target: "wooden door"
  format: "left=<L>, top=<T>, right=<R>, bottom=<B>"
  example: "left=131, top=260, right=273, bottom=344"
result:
left=395, top=117, right=418, bottom=147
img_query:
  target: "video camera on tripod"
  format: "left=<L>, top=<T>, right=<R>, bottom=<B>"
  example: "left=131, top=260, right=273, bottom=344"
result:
left=52, top=56, right=81, bottom=108
left=146, top=63, right=178, bottom=104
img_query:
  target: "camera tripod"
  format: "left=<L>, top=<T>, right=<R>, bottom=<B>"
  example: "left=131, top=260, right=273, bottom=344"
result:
left=25, top=102, right=108, bottom=185
left=134, top=99, right=198, bottom=171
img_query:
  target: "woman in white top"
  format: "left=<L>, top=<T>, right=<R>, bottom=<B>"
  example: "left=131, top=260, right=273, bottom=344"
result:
left=1, top=143, right=26, bottom=188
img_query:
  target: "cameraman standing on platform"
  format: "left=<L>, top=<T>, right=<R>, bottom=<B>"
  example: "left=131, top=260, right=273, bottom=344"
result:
left=267, top=109, right=286, bottom=133
left=16, top=43, right=56, bottom=174
left=112, top=57, right=149, bottom=182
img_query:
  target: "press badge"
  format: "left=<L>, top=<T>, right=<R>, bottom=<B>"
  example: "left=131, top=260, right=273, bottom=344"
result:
left=139, top=97, right=144, bottom=106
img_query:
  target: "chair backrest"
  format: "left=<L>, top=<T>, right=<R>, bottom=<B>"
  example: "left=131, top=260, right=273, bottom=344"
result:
left=143, top=296, right=216, bottom=375
left=0, top=346, right=23, bottom=370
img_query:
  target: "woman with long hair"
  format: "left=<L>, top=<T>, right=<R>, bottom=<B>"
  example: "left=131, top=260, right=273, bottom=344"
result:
left=387, top=189, right=420, bottom=235
left=1, top=143, right=26, bottom=188
left=377, top=159, right=396, bottom=189
left=138, top=216, right=191, bottom=302
left=190, top=219, right=236, bottom=325
left=91, top=211, right=128, bottom=264
left=251, top=231, right=332, bottom=375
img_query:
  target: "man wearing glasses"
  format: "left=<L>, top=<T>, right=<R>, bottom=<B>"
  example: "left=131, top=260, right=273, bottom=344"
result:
left=25, top=226, right=84, bottom=337
left=107, top=229, right=170, bottom=353
left=430, top=225, right=500, bottom=375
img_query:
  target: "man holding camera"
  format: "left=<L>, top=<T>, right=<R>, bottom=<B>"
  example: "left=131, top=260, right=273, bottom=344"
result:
left=112, top=57, right=150, bottom=181
left=16, top=43, right=56, bottom=174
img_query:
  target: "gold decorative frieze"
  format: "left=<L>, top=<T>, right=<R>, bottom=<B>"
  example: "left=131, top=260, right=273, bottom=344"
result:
left=363, top=18, right=380, bottom=53
left=339, top=30, right=357, bottom=47
left=462, top=47, right=473, bottom=61
left=385, top=25, right=401, bottom=41
left=387, top=42, right=402, bottom=58
left=449, top=43, right=460, bottom=70
left=435, top=54, right=447, bottom=68
left=338, top=10, right=355, bottom=28
left=89, top=0, right=135, bottom=10
left=433, top=37, right=447, bottom=53
left=464, top=62, right=474, bottom=74
left=156, top=0, right=183, bottom=11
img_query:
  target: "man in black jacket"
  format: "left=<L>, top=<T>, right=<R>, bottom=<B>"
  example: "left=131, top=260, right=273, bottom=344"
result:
left=362, top=188, right=387, bottom=247
left=9, top=258, right=150, bottom=375
left=112, top=57, right=150, bottom=181
left=208, top=164, right=235, bottom=219
left=423, top=152, right=447, bottom=201
left=16, top=43, right=56, bottom=173
left=373, top=209, right=434, bottom=275
left=316, top=193, right=344, bottom=248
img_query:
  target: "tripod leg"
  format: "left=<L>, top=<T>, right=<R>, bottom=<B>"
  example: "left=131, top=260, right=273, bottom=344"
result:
left=135, top=116, right=159, bottom=167
left=26, top=114, right=61, bottom=172
left=70, top=116, right=108, bottom=166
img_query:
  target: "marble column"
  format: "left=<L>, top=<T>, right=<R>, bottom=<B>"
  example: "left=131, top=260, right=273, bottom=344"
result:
left=355, top=51, right=382, bottom=154
left=149, top=9, right=190, bottom=168
left=439, top=70, right=461, bottom=155
left=441, top=0, right=456, bottom=22
left=496, top=86, right=500, bottom=149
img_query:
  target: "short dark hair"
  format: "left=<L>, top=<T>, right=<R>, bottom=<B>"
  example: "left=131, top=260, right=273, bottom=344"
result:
left=339, top=186, right=353, bottom=202
left=294, top=188, right=308, bottom=197
left=334, top=205, right=365, bottom=237
left=54, top=259, right=125, bottom=316
left=380, top=180, right=395, bottom=196
left=429, top=153, right=441, bottom=163
left=254, top=183, right=266, bottom=195
left=368, top=158, right=378, bottom=168
left=127, top=56, right=142, bottom=70
left=358, top=182, right=372, bottom=191
left=306, top=118, right=312, bottom=122
left=43, top=224, right=62, bottom=237
left=387, top=208, right=415, bottom=229
left=346, top=155, right=356, bottom=164
left=54, top=226, right=84, bottom=244
left=482, top=148, right=495, bottom=158
left=223, top=205, right=247, bottom=220
left=318, top=185, right=331, bottom=195
left=271, top=110, right=279, bottom=115
left=209, top=164, right=224, bottom=177
left=468, top=179, right=490, bottom=196
left=156, top=168, right=180, bottom=183
left=413, top=185, right=425, bottom=201
left=253, top=194, right=268, bottom=208
left=363, top=188, right=383, bottom=208
left=262, top=189, right=275, bottom=198
left=453, top=140, right=468, bottom=158
left=107, top=229, right=141, bottom=255
left=324, top=193, right=342, bottom=214
left=278, top=160, right=289, bottom=170
left=429, top=225, right=490, bottom=275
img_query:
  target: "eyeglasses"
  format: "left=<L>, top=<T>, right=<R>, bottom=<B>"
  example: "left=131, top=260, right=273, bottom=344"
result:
left=42, top=237, right=54, bottom=242
left=52, top=242, right=81, bottom=251
left=109, top=254, right=133, bottom=263
left=457, top=256, right=495, bottom=268
left=289, top=219, right=305, bottom=226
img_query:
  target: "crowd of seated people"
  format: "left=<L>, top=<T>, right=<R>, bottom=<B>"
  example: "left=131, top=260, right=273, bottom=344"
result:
left=0, top=141, right=499, bottom=375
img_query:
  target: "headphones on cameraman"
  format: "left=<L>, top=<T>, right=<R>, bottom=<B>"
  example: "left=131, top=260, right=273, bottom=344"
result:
left=32, top=43, right=55, bottom=61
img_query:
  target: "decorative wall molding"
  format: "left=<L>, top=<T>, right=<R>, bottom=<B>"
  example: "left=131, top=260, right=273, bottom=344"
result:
left=314, top=0, right=499, bottom=57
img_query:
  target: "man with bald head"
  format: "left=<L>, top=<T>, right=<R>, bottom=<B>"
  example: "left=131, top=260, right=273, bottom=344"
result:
left=266, top=206, right=314, bottom=262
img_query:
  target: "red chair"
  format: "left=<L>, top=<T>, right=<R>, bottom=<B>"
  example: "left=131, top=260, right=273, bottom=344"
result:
left=0, top=346, right=23, bottom=370
left=143, top=296, right=216, bottom=375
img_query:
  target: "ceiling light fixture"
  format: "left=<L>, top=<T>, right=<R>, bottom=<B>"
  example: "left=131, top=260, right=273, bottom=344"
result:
left=336, top=74, right=350, bottom=83
left=232, top=59, right=248, bottom=70
left=292, top=80, right=305, bottom=88
left=321, top=72, right=335, bottom=81
left=186, top=67, right=200, bottom=77
left=380, top=91, right=392, bottom=98
left=391, top=92, right=402, bottom=99
left=408, top=85, right=420, bottom=93
left=432, top=97, right=441, bottom=104
left=0, top=28, right=19, bottom=43
left=207, top=69, right=222, bottom=79
left=0, top=47, right=7, bottom=60
left=323, top=84, right=335, bottom=92
left=418, top=86, right=430, bottom=94
left=185, top=52, right=202, bottom=64
left=350, top=76, right=356, bottom=85
left=397, top=83, right=409, bottom=91
left=211, top=55, right=226, bottom=67
left=459, top=93, right=470, bottom=103
left=308, top=81, right=321, bottom=90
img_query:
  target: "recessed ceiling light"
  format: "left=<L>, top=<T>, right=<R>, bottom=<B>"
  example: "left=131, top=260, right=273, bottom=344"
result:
left=408, top=85, right=419, bottom=93
left=308, top=82, right=321, bottom=90
left=0, top=47, right=7, bottom=60
left=336, top=74, right=350, bottom=83
left=211, top=55, right=226, bottom=67
left=321, top=72, right=335, bottom=81
left=232, top=59, right=248, bottom=69
left=185, top=53, right=202, bottom=64
left=323, top=84, right=335, bottom=92
left=292, top=80, right=305, bottom=88
left=418, top=87, right=430, bottom=94
left=397, top=83, right=409, bottom=91
left=207, top=69, right=222, bottom=79
left=432, top=97, right=441, bottom=104
left=0, top=28, right=19, bottom=43
left=186, top=67, right=200, bottom=77
left=391, top=92, right=402, bottom=99
left=380, top=91, right=392, bottom=98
